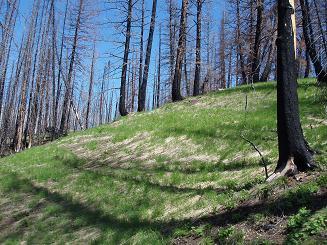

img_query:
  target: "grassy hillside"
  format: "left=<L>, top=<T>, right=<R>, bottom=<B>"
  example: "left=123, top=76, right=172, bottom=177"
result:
left=0, top=79, right=326, bottom=244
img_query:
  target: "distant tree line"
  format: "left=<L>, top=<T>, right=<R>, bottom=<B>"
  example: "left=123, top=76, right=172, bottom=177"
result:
left=0, top=0, right=326, bottom=155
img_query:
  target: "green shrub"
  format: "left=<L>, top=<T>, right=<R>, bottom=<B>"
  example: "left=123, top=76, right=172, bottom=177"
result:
left=215, top=226, right=244, bottom=245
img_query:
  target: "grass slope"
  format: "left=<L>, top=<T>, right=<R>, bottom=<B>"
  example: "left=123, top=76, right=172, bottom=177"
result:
left=0, top=79, right=326, bottom=244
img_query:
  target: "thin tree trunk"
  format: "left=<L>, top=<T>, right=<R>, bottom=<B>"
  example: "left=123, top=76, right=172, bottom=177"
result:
left=236, top=0, right=247, bottom=85
left=172, top=0, right=189, bottom=102
left=85, top=44, right=96, bottom=129
left=119, top=0, right=133, bottom=116
left=138, top=0, right=157, bottom=111
left=219, top=11, right=226, bottom=88
left=304, top=47, right=310, bottom=78
left=193, top=0, right=202, bottom=96
left=157, top=24, right=161, bottom=108
left=252, top=0, right=264, bottom=83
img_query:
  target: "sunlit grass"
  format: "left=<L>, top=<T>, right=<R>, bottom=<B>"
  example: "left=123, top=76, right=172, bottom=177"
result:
left=0, top=78, right=326, bottom=244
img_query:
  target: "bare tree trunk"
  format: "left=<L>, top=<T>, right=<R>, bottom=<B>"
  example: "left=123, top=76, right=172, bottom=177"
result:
left=168, top=0, right=177, bottom=91
left=138, top=0, right=145, bottom=94
left=119, top=0, right=133, bottom=116
left=157, top=24, right=161, bottom=108
left=270, top=0, right=315, bottom=180
left=50, top=0, right=56, bottom=135
left=99, top=63, right=107, bottom=124
left=85, top=44, right=96, bottom=129
left=54, top=0, right=68, bottom=134
left=138, top=0, right=157, bottom=111
left=236, top=0, right=247, bottom=85
left=193, top=0, right=202, bottom=96
left=260, top=43, right=274, bottom=82
left=252, top=0, right=264, bottom=83
left=219, top=11, right=226, bottom=88
left=0, top=0, right=18, bottom=121
left=172, top=0, right=189, bottom=102
left=227, top=45, right=233, bottom=88
left=304, top=47, right=310, bottom=78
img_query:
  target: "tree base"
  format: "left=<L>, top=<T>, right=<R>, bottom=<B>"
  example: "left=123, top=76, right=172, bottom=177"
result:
left=267, top=157, right=298, bottom=182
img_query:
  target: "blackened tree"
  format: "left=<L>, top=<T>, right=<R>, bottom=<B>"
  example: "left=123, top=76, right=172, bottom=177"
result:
left=269, top=0, right=316, bottom=181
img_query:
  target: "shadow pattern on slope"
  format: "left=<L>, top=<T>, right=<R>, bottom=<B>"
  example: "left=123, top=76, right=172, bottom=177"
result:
left=0, top=169, right=326, bottom=243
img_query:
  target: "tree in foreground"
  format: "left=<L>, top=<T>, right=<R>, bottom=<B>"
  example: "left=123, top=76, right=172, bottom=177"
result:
left=268, top=0, right=316, bottom=180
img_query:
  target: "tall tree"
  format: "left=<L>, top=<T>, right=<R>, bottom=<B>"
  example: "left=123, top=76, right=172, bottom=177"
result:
left=269, top=0, right=315, bottom=180
left=119, top=0, right=133, bottom=116
left=235, top=0, right=247, bottom=85
left=138, top=0, right=145, bottom=98
left=138, top=0, right=158, bottom=112
left=85, top=44, right=96, bottom=129
left=219, top=11, right=227, bottom=88
left=251, top=0, right=264, bottom=83
left=172, top=0, right=189, bottom=101
left=157, top=25, right=162, bottom=108
left=193, top=0, right=202, bottom=96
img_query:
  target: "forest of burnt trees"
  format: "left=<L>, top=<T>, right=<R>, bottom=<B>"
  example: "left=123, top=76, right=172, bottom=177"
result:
left=0, top=0, right=326, bottom=156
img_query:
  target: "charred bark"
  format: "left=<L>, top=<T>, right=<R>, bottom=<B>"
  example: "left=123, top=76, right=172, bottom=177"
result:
left=272, top=0, right=315, bottom=179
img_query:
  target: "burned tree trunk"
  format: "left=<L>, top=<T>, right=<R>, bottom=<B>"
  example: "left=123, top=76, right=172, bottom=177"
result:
left=270, top=0, right=315, bottom=180
left=119, top=0, right=133, bottom=116
left=236, top=0, right=247, bottom=85
left=85, top=45, right=96, bottom=129
left=251, top=0, right=264, bottom=83
left=172, top=0, right=189, bottom=102
left=193, top=0, right=202, bottom=96
left=219, top=12, right=226, bottom=89
left=138, top=0, right=157, bottom=112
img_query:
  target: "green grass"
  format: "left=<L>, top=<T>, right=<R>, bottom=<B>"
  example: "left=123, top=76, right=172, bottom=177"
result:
left=0, top=78, right=326, bottom=244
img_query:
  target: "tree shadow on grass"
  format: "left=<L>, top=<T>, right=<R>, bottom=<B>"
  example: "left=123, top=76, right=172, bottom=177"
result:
left=63, top=156, right=261, bottom=196
left=1, top=171, right=326, bottom=243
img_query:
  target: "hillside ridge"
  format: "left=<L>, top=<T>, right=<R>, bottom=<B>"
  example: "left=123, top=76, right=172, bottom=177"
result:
left=0, top=79, right=326, bottom=244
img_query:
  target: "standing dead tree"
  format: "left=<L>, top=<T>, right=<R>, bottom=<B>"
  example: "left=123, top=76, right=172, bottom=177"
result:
left=193, top=0, right=203, bottom=96
left=268, top=0, right=316, bottom=181
left=119, top=0, right=133, bottom=116
left=172, top=0, right=189, bottom=102
left=138, top=0, right=158, bottom=112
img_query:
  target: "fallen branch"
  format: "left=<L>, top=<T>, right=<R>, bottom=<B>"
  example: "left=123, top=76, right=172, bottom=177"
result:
left=241, top=135, right=269, bottom=179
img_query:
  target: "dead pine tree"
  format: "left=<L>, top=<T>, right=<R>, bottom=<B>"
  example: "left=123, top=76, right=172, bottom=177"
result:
left=172, top=0, right=189, bottom=102
left=138, top=0, right=158, bottom=112
left=156, top=24, right=162, bottom=108
left=85, top=44, right=96, bottom=129
left=219, top=11, right=227, bottom=89
left=193, top=0, right=203, bottom=96
left=119, top=0, right=133, bottom=116
left=268, top=0, right=316, bottom=181
left=251, top=0, right=264, bottom=83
